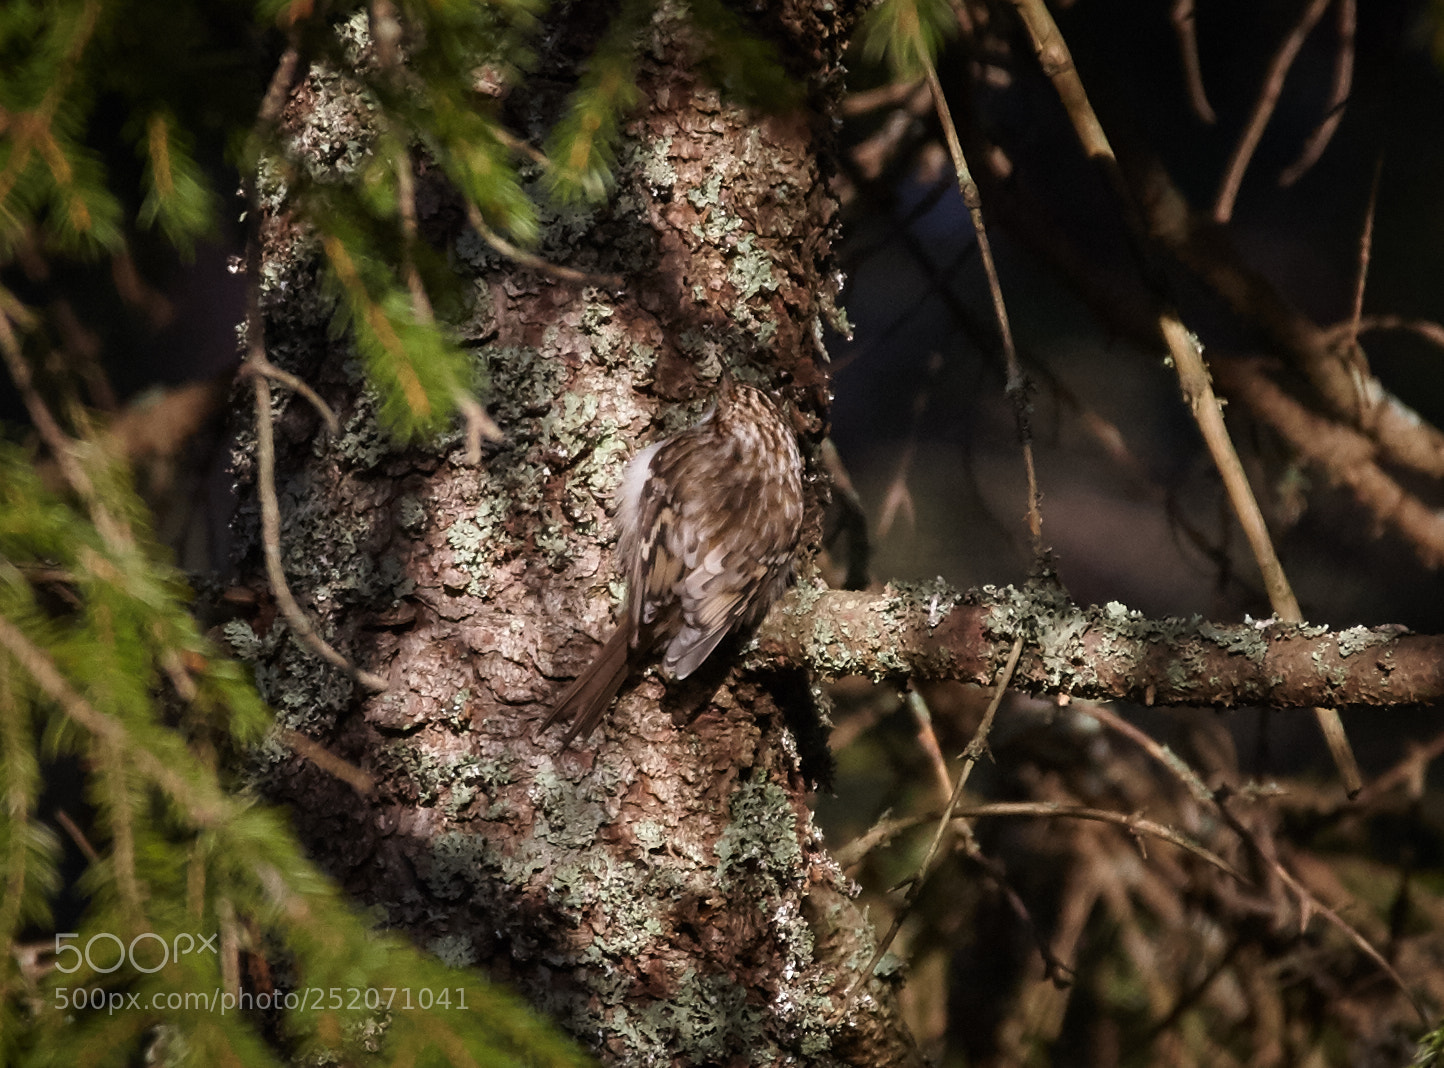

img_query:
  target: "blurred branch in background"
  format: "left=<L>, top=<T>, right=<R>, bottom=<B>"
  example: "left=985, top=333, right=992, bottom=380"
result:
left=830, top=0, right=1444, bottom=1061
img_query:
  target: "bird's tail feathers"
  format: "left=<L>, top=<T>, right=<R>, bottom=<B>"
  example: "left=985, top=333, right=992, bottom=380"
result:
left=539, top=625, right=633, bottom=747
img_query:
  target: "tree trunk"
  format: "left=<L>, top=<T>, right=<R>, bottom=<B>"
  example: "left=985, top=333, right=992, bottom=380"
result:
left=229, top=4, right=922, bottom=1064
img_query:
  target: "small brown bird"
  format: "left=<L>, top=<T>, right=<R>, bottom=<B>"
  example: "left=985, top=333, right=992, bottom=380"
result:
left=541, top=375, right=805, bottom=746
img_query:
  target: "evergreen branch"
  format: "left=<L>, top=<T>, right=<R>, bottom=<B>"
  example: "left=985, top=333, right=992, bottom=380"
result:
left=544, top=0, right=652, bottom=202
left=317, top=224, right=476, bottom=439
left=420, top=94, right=538, bottom=245
left=0, top=0, right=102, bottom=209
left=858, top=0, right=956, bottom=81
left=136, top=110, right=218, bottom=254
left=0, top=661, right=57, bottom=954
left=685, top=0, right=801, bottom=111
left=0, top=613, right=228, bottom=827
left=97, top=739, right=146, bottom=933
left=0, top=308, right=131, bottom=551
left=0, top=663, right=30, bottom=943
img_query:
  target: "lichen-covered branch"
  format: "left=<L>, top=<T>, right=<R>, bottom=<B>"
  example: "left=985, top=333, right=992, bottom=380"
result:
left=754, top=581, right=1441, bottom=709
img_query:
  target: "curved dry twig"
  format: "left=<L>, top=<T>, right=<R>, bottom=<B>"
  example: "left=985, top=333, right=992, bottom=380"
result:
left=1081, top=703, right=1213, bottom=804
left=836, top=801, right=1249, bottom=884
left=1337, top=313, right=1444, bottom=353
left=463, top=202, right=623, bottom=290
left=238, top=357, right=339, bottom=435
left=248, top=373, right=388, bottom=692
left=1170, top=0, right=1216, bottom=124
left=1008, top=0, right=1361, bottom=795
left=923, top=56, right=1044, bottom=557
left=1212, top=0, right=1332, bottom=222
left=241, top=45, right=387, bottom=694
left=842, top=635, right=1025, bottom=1009
left=1280, top=0, right=1355, bottom=188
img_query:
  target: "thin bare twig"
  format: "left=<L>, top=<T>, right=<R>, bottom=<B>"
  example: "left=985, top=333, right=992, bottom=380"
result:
left=241, top=47, right=387, bottom=693
left=837, top=801, right=1248, bottom=885
left=52, top=808, right=100, bottom=864
left=490, top=126, right=551, bottom=169
left=842, top=635, right=1025, bottom=1009
left=463, top=201, right=623, bottom=290
left=1213, top=0, right=1333, bottom=222
left=1170, top=0, right=1216, bottom=124
left=1343, top=157, right=1380, bottom=358
left=1340, top=312, right=1444, bottom=351
left=1007, top=0, right=1361, bottom=796
left=1280, top=0, right=1355, bottom=187
left=278, top=727, right=376, bottom=796
left=1081, top=703, right=1213, bottom=805
left=237, top=358, right=339, bottom=435
left=922, top=55, right=1044, bottom=558
left=904, top=688, right=953, bottom=807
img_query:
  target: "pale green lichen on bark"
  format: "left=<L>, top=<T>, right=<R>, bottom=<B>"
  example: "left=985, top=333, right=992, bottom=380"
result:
left=729, top=232, right=780, bottom=304
left=427, top=933, right=478, bottom=969
left=1337, top=624, right=1390, bottom=658
left=715, top=779, right=804, bottom=891
left=631, top=969, right=767, bottom=1062
left=635, top=134, right=677, bottom=191
left=420, top=830, right=497, bottom=901
left=1197, top=618, right=1269, bottom=663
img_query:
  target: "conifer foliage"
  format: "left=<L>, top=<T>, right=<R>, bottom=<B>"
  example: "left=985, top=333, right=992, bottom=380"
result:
left=0, top=0, right=788, bottom=1062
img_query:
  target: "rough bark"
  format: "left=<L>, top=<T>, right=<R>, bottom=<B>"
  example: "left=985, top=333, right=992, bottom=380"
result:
left=228, top=4, right=922, bottom=1065
left=753, top=582, right=1443, bottom=709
